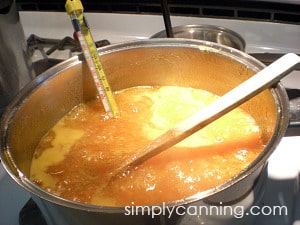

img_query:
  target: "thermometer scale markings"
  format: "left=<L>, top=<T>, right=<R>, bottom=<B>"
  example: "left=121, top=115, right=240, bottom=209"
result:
left=66, top=0, right=119, bottom=117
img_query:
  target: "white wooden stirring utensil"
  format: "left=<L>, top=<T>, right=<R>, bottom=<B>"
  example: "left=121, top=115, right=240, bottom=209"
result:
left=112, top=53, right=300, bottom=178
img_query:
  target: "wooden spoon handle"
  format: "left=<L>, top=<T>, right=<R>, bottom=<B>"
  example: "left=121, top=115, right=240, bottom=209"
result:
left=118, top=53, right=300, bottom=173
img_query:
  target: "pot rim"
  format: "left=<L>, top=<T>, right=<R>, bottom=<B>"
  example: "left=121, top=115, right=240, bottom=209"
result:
left=0, top=38, right=289, bottom=213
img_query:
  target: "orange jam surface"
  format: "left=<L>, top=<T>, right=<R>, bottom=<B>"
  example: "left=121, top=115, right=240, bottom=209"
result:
left=30, top=86, right=264, bottom=206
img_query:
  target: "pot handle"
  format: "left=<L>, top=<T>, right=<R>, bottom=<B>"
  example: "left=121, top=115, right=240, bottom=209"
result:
left=287, top=88, right=300, bottom=129
left=251, top=53, right=300, bottom=70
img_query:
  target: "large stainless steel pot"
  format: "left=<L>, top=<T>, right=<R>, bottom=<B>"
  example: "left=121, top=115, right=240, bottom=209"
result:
left=0, top=39, right=290, bottom=225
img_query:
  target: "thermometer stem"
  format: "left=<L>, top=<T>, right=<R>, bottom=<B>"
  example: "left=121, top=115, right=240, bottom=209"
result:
left=65, top=0, right=119, bottom=117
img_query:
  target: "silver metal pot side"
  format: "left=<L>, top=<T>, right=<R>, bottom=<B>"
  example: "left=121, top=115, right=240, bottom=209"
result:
left=151, top=25, right=246, bottom=51
left=0, top=39, right=289, bottom=225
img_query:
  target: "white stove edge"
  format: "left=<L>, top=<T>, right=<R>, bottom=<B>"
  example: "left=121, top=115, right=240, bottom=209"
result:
left=19, top=11, right=300, bottom=89
left=19, top=11, right=300, bottom=52
left=0, top=12, right=299, bottom=225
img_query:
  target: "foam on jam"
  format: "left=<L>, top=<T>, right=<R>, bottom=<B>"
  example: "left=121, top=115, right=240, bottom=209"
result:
left=30, top=86, right=263, bottom=206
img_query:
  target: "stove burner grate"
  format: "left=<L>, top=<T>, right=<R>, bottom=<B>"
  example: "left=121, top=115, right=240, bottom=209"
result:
left=27, top=34, right=110, bottom=75
left=19, top=199, right=47, bottom=225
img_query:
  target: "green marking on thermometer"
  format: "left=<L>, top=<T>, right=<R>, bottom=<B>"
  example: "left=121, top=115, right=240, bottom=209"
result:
left=65, top=0, right=119, bottom=118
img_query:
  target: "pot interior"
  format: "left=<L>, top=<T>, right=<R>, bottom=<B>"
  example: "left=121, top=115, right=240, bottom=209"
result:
left=1, top=40, right=287, bottom=208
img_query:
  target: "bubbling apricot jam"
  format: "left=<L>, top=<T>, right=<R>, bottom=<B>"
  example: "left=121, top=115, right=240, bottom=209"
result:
left=30, top=86, right=263, bottom=206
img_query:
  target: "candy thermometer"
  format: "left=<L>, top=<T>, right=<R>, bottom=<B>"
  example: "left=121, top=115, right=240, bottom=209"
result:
left=65, top=0, right=119, bottom=117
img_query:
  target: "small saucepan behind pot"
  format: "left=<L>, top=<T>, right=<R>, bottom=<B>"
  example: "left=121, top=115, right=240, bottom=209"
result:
left=151, top=24, right=246, bottom=51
